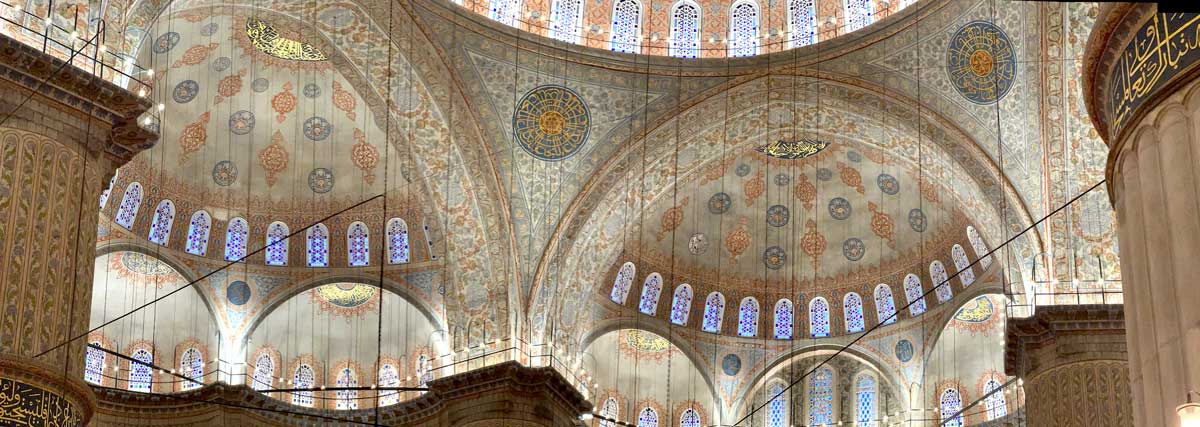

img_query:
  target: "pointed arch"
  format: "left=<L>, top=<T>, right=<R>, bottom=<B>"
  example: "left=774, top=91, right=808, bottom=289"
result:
left=843, top=292, right=865, bottom=333
left=489, top=0, right=521, bottom=26
left=224, top=217, right=249, bottom=262
left=669, top=284, right=693, bottom=325
left=637, top=407, right=659, bottom=427
left=265, top=221, right=289, bottom=266
left=809, top=297, right=830, bottom=338
left=251, top=353, right=274, bottom=391
left=873, top=284, right=897, bottom=325
left=378, top=362, right=401, bottom=406
left=549, top=0, right=584, bottom=43
left=180, top=347, right=203, bottom=390
left=185, top=211, right=212, bottom=256
left=291, top=364, right=315, bottom=407
left=701, top=292, right=725, bottom=333
left=147, top=199, right=175, bottom=245
left=637, top=272, right=664, bottom=315
left=940, top=387, right=964, bottom=427
left=854, top=372, right=878, bottom=426
left=610, top=0, right=642, bottom=53
left=599, top=397, right=620, bottom=427
left=903, top=273, right=927, bottom=316
left=611, top=262, right=636, bottom=305
left=967, top=225, right=991, bottom=268
left=773, top=299, right=794, bottom=339
left=951, top=244, right=975, bottom=286
left=737, top=297, right=760, bottom=337
left=334, top=366, right=358, bottom=409
left=930, top=260, right=953, bottom=303
left=766, top=379, right=788, bottom=427
left=728, top=0, right=759, bottom=57
left=669, top=0, right=701, bottom=58
left=808, top=366, right=835, bottom=425
left=680, top=408, right=702, bottom=427
left=306, top=224, right=329, bottom=267
left=984, top=379, right=1007, bottom=420
left=347, top=221, right=370, bottom=267
left=128, top=348, right=153, bottom=392
left=386, top=218, right=410, bottom=264
left=843, top=0, right=873, bottom=33
left=114, top=182, right=143, bottom=229
left=787, top=0, right=816, bottom=48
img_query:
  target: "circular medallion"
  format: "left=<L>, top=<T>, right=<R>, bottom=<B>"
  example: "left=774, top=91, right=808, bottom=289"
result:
left=172, top=80, right=199, bottom=104
left=303, top=83, right=321, bottom=98
left=816, top=167, right=833, bottom=181
left=308, top=168, right=335, bottom=193
left=228, top=110, right=255, bottom=135
left=947, top=21, right=1016, bottom=104
left=773, top=173, right=791, bottom=186
left=211, top=56, right=231, bottom=72
left=688, top=233, right=709, bottom=255
left=304, top=116, right=332, bottom=141
left=212, top=160, right=238, bottom=186
left=735, top=164, right=751, bottom=177
left=843, top=238, right=865, bottom=261
left=847, top=150, right=863, bottom=162
left=763, top=246, right=787, bottom=270
left=512, top=85, right=591, bottom=161
left=251, top=78, right=270, bottom=93
left=721, top=354, right=742, bottom=376
left=828, top=197, right=852, bottom=220
left=226, top=281, right=251, bottom=306
left=895, top=339, right=914, bottom=363
left=200, top=22, right=219, bottom=36
left=766, top=205, right=790, bottom=227
left=908, top=208, right=927, bottom=232
left=708, top=192, right=732, bottom=214
left=877, top=173, right=900, bottom=195
left=153, top=32, right=180, bottom=53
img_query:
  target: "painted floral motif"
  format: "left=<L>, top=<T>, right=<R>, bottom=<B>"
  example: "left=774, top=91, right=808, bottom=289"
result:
left=908, top=208, right=927, bottom=232
left=656, top=197, right=689, bottom=241
left=251, top=78, right=270, bottom=93
left=178, top=112, right=211, bottom=164
left=259, top=130, right=290, bottom=186
left=766, top=204, right=789, bottom=227
left=172, top=43, right=220, bottom=68
left=211, top=160, right=238, bottom=186
left=304, top=116, right=332, bottom=141
left=877, top=173, right=900, bottom=195
left=724, top=217, right=750, bottom=263
left=773, top=173, right=790, bottom=186
left=153, top=32, right=180, bottom=54
left=172, top=80, right=199, bottom=104
left=920, top=180, right=941, bottom=204
left=735, top=163, right=751, bottom=177
left=332, top=80, right=357, bottom=120
left=211, top=56, right=232, bottom=72
left=618, top=330, right=671, bottom=362
left=707, top=192, right=731, bottom=214
left=272, top=82, right=296, bottom=123
left=828, top=197, right=852, bottom=220
left=308, top=168, right=335, bottom=193
left=200, top=22, right=219, bottom=36
left=303, top=83, right=321, bottom=98
left=868, top=202, right=896, bottom=248
left=213, top=68, right=247, bottom=104
left=228, top=110, right=255, bottom=135
left=688, top=233, right=709, bottom=255
left=801, top=219, right=826, bottom=270
left=763, top=246, right=786, bottom=270
left=838, top=162, right=865, bottom=194
left=109, top=252, right=182, bottom=288
left=816, top=167, right=833, bottom=181
left=847, top=150, right=862, bottom=162
left=843, top=238, right=865, bottom=261
left=350, top=129, right=379, bottom=184
left=743, top=171, right=764, bottom=206
left=794, top=173, right=815, bottom=210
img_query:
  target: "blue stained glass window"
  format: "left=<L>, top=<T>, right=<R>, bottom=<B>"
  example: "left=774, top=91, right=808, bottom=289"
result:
left=292, top=364, right=315, bottom=407
left=844, top=292, right=865, bottom=333
left=489, top=0, right=521, bottom=27
left=185, top=211, right=212, bottom=256
left=787, top=0, right=816, bottom=48
left=224, top=217, right=249, bottom=262
left=952, top=244, right=975, bottom=286
left=252, top=353, right=273, bottom=391
left=737, top=297, right=760, bottom=337
left=843, top=0, right=873, bottom=33
left=931, top=261, right=953, bottom=303
left=378, top=364, right=400, bottom=406
left=774, top=299, right=794, bottom=339
left=599, top=397, right=619, bottom=427
left=855, top=374, right=877, bottom=427
left=180, top=348, right=203, bottom=390
left=610, top=0, right=642, bottom=53
left=335, top=367, right=357, bottom=409
left=808, top=367, right=834, bottom=425
left=903, top=274, right=926, bottom=316
left=638, top=273, right=664, bottom=315
left=147, top=200, right=175, bottom=245
left=84, top=342, right=105, bottom=385
left=637, top=407, right=658, bottom=427
left=669, top=284, right=693, bottom=325
left=940, top=388, right=964, bottom=427
left=984, top=379, right=1007, bottom=420
left=387, top=218, right=410, bottom=264
left=416, top=354, right=433, bottom=387
left=129, top=349, right=153, bottom=392
left=670, top=1, right=701, bottom=58
left=874, top=284, right=897, bottom=325
left=265, top=222, right=289, bottom=266
left=680, top=408, right=702, bottom=427
left=728, top=1, right=758, bottom=57
left=306, top=224, right=329, bottom=267
left=347, top=221, right=370, bottom=267
left=114, top=182, right=143, bottom=229
left=967, top=226, right=991, bottom=268
left=611, top=262, right=636, bottom=304
left=809, top=297, right=830, bottom=338
left=99, top=173, right=117, bottom=209
left=702, top=292, right=725, bottom=333
left=550, top=0, right=584, bottom=43
left=767, top=381, right=787, bottom=427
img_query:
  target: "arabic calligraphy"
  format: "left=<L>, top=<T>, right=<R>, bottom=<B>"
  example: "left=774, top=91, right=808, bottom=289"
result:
left=1108, top=13, right=1200, bottom=137
left=512, top=85, right=591, bottom=161
left=947, top=21, right=1015, bottom=104
left=245, top=17, right=329, bottom=62
left=0, top=378, right=81, bottom=427
left=953, top=296, right=994, bottom=323
left=755, top=138, right=829, bottom=159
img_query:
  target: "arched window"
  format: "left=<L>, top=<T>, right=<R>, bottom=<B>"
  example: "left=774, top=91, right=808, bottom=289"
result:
left=680, top=408, right=702, bottom=427
left=147, top=200, right=175, bottom=245
left=787, top=0, right=816, bottom=48
left=638, top=273, right=664, bottom=315
left=903, top=274, right=927, bottom=316
left=224, top=217, right=249, bottom=262
left=549, top=0, right=584, bottom=43
left=252, top=353, right=273, bottom=391
left=984, top=379, right=1007, bottom=420
left=599, top=397, right=619, bottom=427
left=292, top=364, right=315, bottom=407
left=702, top=292, right=725, bottom=333
left=930, top=261, right=953, bottom=303
left=774, top=299, right=794, bottom=339
left=808, top=366, right=834, bottom=425
left=378, top=363, right=401, bottom=406
left=737, top=297, right=760, bottom=337
left=843, top=0, right=873, bottom=33
left=637, top=407, right=659, bottom=427
left=386, top=218, right=410, bottom=264
left=873, top=284, right=897, bottom=325
left=129, top=349, right=153, bottom=392
left=99, top=173, right=117, bottom=209
left=335, top=367, right=357, bottom=410
left=669, top=1, right=701, bottom=58
left=611, top=262, right=636, bottom=305
left=767, top=380, right=788, bottom=427
left=185, top=211, right=212, bottom=256
left=265, top=222, right=289, bottom=266
left=809, top=297, right=830, bottom=338
left=416, top=354, right=433, bottom=387
left=84, top=342, right=105, bottom=385
left=967, top=226, right=991, bottom=268
left=855, top=374, right=878, bottom=427
left=940, top=388, right=964, bottom=427
left=489, top=0, right=521, bottom=27
left=610, top=0, right=642, bottom=54
left=114, top=182, right=143, bottom=229
left=180, top=348, right=203, bottom=390
left=844, top=292, right=865, bottom=333
left=728, top=1, right=759, bottom=57
left=306, top=224, right=329, bottom=267
left=347, top=221, right=369, bottom=267
left=669, top=284, right=693, bottom=325
left=951, top=245, right=975, bottom=286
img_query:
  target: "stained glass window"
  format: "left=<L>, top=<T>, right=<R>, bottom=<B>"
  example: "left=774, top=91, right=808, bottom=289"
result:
left=99, top=172, right=117, bottom=209
left=489, top=0, right=521, bottom=27
left=637, top=407, right=658, bottom=427
left=114, top=182, right=143, bottom=229
left=767, top=380, right=787, bottom=427
left=147, top=200, right=175, bottom=245
left=387, top=218, right=410, bottom=264
left=984, top=379, right=1007, bottom=420
left=550, top=0, right=583, bottom=43
left=952, top=244, right=975, bottom=286
left=252, top=353, right=273, bottom=391
left=180, top=348, right=203, bottom=390
left=808, top=366, right=834, bottom=425
left=265, top=222, right=289, bottom=266
left=737, top=297, right=760, bottom=337
left=774, top=299, right=794, bottom=339
left=347, top=221, right=369, bottom=267
left=335, top=367, right=357, bottom=410
left=85, top=342, right=105, bottom=385
left=844, top=292, right=865, bottom=333
left=416, top=354, right=433, bottom=387
left=378, top=364, right=400, bottom=406
left=129, top=349, right=153, bottom=392
left=185, top=211, right=212, bottom=256
left=874, top=284, right=896, bottom=325
left=903, top=274, right=927, bottom=316
left=610, top=0, right=642, bottom=54
left=930, top=261, right=953, bottom=303
left=728, top=1, right=758, bottom=57
left=787, top=0, right=816, bottom=48
left=599, top=397, right=619, bottom=427
left=611, top=262, right=636, bottom=305
left=680, top=408, right=702, bottom=427
left=638, top=273, right=664, bottom=315
left=669, top=1, right=701, bottom=58
left=669, top=284, right=693, bottom=325
left=967, top=226, right=991, bottom=268
left=855, top=374, right=877, bottom=427
left=940, top=388, right=964, bottom=427
left=843, top=0, right=873, bottom=33
left=702, top=292, right=725, bottom=333
left=292, top=364, right=315, bottom=407
left=809, top=297, right=830, bottom=338
left=224, top=217, right=249, bottom=262
left=306, top=224, right=329, bottom=267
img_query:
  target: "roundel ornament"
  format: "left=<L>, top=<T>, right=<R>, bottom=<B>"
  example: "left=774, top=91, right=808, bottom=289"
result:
left=512, top=85, right=591, bottom=161
left=947, top=21, right=1015, bottom=104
